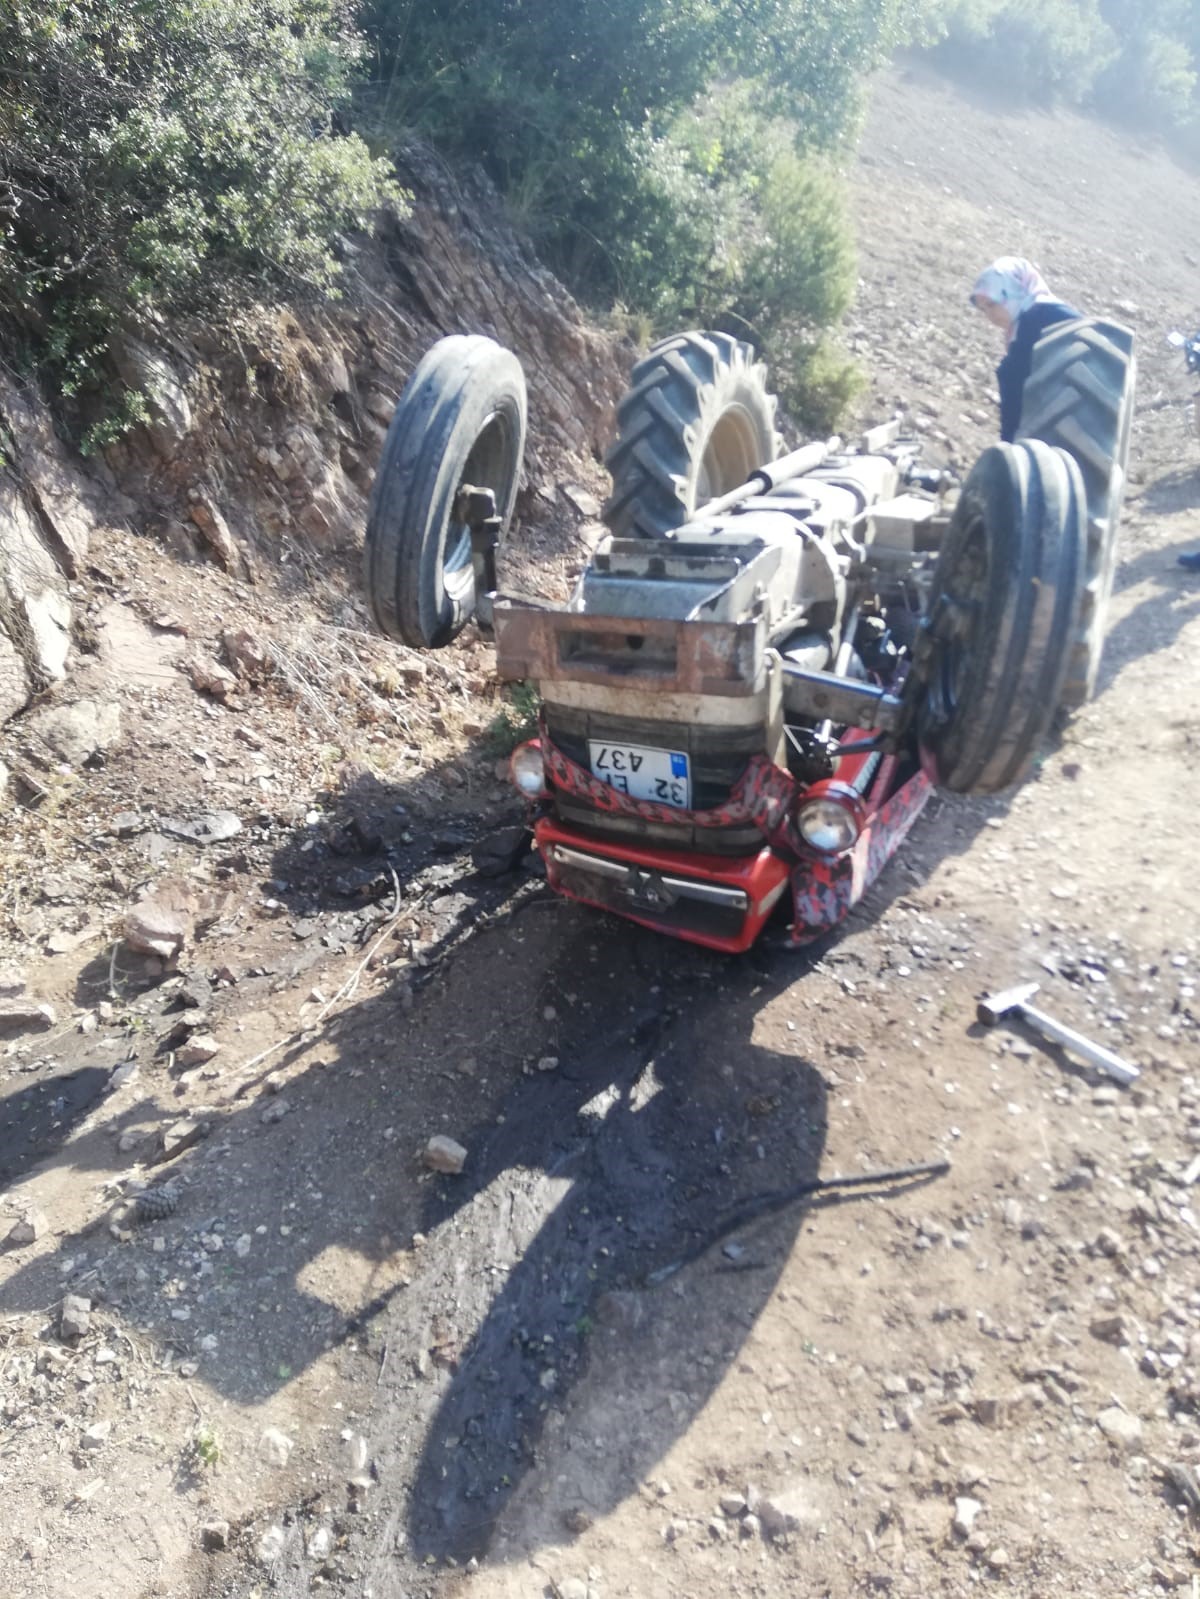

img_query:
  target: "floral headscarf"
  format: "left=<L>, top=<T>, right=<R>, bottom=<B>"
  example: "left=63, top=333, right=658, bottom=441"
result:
left=971, top=257, right=1053, bottom=342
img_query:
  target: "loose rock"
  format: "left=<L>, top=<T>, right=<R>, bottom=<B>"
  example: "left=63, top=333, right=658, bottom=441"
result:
left=60, top=1293, right=92, bottom=1339
left=258, top=1427, right=295, bottom=1467
left=176, top=1034, right=221, bottom=1068
left=423, top=1135, right=468, bottom=1174
left=222, top=628, right=271, bottom=680
left=0, top=1000, right=56, bottom=1033
left=155, top=1118, right=212, bottom=1161
left=161, top=811, right=243, bottom=845
left=125, top=883, right=194, bottom=960
left=953, top=1497, right=984, bottom=1537
left=1089, top=1313, right=1130, bottom=1345
left=257, top=1525, right=287, bottom=1564
left=28, top=698, right=122, bottom=767
left=189, top=496, right=241, bottom=572
left=7, top=1208, right=50, bottom=1245
left=0, top=963, right=26, bottom=997
left=306, top=1526, right=333, bottom=1560
left=471, top=824, right=530, bottom=878
left=1097, top=1407, right=1143, bottom=1449
left=756, top=1482, right=822, bottom=1540
left=185, top=654, right=239, bottom=700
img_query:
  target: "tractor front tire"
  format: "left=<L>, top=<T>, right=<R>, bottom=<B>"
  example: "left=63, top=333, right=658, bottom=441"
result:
left=1016, top=318, right=1135, bottom=708
left=603, top=332, right=782, bottom=540
left=918, top=440, right=1086, bottom=795
left=365, top=335, right=527, bottom=650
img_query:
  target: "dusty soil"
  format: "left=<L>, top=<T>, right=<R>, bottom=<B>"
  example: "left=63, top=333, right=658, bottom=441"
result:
left=4, top=57, right=1200, bottom=1599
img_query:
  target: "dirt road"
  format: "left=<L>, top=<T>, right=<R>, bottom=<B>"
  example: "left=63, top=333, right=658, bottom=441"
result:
left=3, top=60, right=1200, bottom=1599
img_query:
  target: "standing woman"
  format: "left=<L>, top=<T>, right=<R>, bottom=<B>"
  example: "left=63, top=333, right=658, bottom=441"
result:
left=970, top=257, right=1080, bottom=442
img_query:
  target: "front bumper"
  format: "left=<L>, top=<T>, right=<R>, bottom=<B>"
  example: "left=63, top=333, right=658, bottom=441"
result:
left=536, top=818, right=790, bottom=953
left=534, top=765, right=933, bottom=953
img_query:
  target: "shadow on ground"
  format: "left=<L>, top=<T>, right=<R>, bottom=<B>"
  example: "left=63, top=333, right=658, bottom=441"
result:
left=0, top=724, right=1003, bottom=1589
left=0, top=1062, right=111, bottom=1191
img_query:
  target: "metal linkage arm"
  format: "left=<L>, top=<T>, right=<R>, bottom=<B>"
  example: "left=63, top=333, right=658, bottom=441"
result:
left=780, top=664, right=906, bottom=733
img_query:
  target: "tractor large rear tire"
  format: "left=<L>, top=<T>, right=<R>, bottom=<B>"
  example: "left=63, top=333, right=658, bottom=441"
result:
left=365, top=335, right=526, bottom=650
left=603, top=332, right=782, bottom=540
left=1016, top=318, right=1135, bottom=708
left=917, top=440, right=1086, bottom=795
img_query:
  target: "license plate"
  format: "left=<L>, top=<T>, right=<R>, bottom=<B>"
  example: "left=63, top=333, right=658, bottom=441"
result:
left=588, top=741, right=691, bottom=809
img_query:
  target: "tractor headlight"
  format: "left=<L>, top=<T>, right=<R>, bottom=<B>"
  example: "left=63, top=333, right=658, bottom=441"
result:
left=796, top=784, right=865, bottom=855
left=510, top=739, right=547, bottom=798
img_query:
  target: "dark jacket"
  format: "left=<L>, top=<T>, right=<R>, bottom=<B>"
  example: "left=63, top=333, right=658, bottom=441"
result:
left=996, top=298, right=1080, bottom=441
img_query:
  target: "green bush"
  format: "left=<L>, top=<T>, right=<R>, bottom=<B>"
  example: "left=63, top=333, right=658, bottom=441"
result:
left=359, top=0, right=921, bottom=403
left=777, top=338, right=865, bottom=435
left=0, top=0, right=402, bottom=423
left=929, top=0, right=1116, bottom=104
left=1094, top=1, right=1198, bottom=127
left=926, top=0, right=1200, bottom=129
left=590, top=92, right=863, bottom=431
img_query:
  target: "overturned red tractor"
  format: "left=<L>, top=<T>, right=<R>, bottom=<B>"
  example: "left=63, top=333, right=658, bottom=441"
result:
left=364, top=323, right=1134, bottom=952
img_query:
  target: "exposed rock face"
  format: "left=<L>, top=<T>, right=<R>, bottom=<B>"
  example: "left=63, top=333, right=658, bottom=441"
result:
left=0, top=465, right=74, bottom=721
left=380, top=145, right=627, bottom=468
left=109, top=333, right=195, bottom=462
left=0, top=142, right=631, bottom=728
left=0, top=370, right=106, bottom=577
left=0, top=363, right=126, bottom=722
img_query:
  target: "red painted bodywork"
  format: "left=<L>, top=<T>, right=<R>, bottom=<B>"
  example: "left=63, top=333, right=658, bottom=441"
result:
left=522, top=731, right=934, bottom=954
left=535, top=816, right=793, bottom=954
left=787, top=765, right=932, bottom=945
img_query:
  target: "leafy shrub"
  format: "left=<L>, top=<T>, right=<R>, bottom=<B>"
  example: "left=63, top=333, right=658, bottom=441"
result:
left=929, top=0, right=1116, bottom=104
left=0, top=0, right=402, bottom=424
left=926, top=0, right=1200, bottom=130
left=1093, top=2, right=1198, bottom=128
left=486, top=682, right=541, bottom=755
left=584, top=90, right=864, bottom=430
left=359, top=0, right=921, bottom=435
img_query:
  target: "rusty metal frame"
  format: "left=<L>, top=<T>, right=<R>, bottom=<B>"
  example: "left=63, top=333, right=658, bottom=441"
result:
left=493, top=601, right=766, bottom=698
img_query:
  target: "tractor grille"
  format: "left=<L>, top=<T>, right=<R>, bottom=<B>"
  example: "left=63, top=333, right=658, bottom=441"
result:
left=543, top=704, right=765, bottom=855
